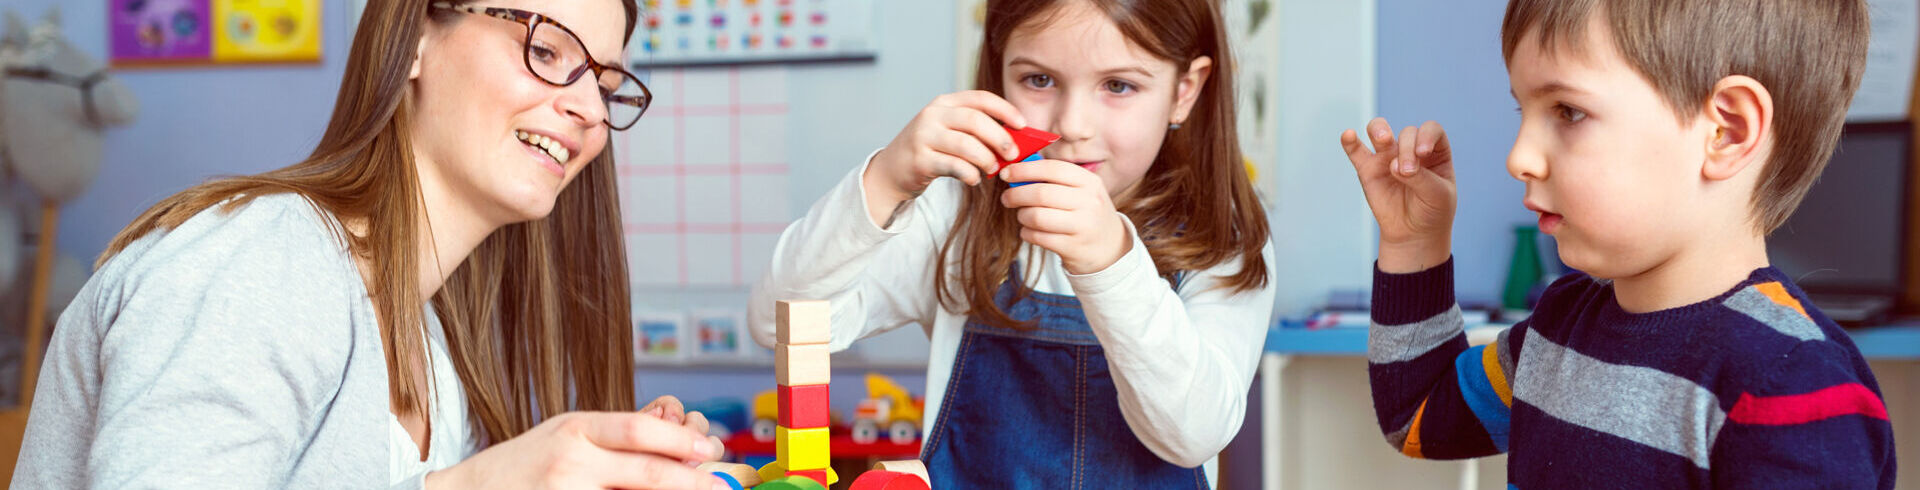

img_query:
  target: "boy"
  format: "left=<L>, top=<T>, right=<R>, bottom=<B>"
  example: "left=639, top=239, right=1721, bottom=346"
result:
left=1339, top=0, right=1894, bottom=487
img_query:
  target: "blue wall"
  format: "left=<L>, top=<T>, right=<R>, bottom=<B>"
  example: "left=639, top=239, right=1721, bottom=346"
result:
left=8, top=0, right=351, bottom=263
left=1376, top=0, right=1536, bottom=304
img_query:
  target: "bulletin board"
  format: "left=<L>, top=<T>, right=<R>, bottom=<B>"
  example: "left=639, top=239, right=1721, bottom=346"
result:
left=110, top=0, right=321, bottom=66
left=630, top=0, right=877, bottom=68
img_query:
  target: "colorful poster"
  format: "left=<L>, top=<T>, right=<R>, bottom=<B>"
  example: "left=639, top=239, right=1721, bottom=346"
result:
left=631, top=0, right=876, bottom=67
left=212, top=0, right=322, bottom=62
left=110, top=0, right=213, bottom=64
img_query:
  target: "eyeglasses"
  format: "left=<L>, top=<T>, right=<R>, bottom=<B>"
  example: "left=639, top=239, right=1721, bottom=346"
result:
left=430, top=2, right=651, bottom=130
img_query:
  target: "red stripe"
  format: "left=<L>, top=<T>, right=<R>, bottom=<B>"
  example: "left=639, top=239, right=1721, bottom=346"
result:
left=1728, top=383, right=1889, bottom=425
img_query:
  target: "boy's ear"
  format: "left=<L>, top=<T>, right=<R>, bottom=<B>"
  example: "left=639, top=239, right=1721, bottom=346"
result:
left=1701, top=75, right=1773, bottom=182
left=1170, top=56, right=1213, bottom=126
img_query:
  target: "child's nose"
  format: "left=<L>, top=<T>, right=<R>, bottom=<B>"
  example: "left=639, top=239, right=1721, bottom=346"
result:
left=1051, top=93, right=1097, bottom=143
left=1507, top=132, right=1548, bottom=182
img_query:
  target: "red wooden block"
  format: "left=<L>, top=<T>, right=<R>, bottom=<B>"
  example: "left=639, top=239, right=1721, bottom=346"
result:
left=778, top=383, right=831, bottom=428
left=787, top=468, right=833, bottom=487
left=849, top=470, right=930, bottom=490
left=988, top=125, right=1060, bottom=177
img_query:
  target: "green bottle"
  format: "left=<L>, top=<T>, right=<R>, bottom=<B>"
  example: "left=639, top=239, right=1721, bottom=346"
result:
left=1503, top=225, right=1544, bottom=310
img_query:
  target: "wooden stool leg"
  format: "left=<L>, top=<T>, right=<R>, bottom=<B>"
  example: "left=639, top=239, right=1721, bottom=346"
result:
left=19, top=203, right=56, bottom=411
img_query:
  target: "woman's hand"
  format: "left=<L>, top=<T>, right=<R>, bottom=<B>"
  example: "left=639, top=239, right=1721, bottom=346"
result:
left=425, top=411, right=730, bottom=490
left=863, top=90, right=1029, bottom=225
left=998, top=160, right=1131, bottom=275
left=640, top=395, right=726, bottom=461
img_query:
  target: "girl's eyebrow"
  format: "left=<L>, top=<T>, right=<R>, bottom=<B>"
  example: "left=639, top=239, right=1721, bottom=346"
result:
left=1007, top=56, right=1155, bottom=79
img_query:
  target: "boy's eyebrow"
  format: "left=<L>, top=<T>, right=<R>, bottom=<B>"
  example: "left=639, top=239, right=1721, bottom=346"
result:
left=1007, top=56, right=1155, bottom=79
left=1512, top=81, right=1588, bottom=101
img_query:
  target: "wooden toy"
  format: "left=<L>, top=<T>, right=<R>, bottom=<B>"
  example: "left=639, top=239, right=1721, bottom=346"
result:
left=778, top=383, right=831, bottom=428
left=775, top=300, right=831, bottom=345
left=775, top=343, right=831, bottom=386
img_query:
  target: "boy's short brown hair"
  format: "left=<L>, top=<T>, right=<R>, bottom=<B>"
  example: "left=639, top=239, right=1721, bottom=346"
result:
left=1500, top=0, right=1870, bottom=232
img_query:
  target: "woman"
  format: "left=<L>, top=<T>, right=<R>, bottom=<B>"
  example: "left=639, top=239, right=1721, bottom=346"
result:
left=12, top=0, right=728, bottom=488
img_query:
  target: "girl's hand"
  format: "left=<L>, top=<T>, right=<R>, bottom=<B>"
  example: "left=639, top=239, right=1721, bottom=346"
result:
left=1339, top=118, right=1456, bottom=273
left=425, top=411, right=729, bottom=490
left=863, top=91, right=1029, bottom=225
left=998, top=160, right=1131, bottom=275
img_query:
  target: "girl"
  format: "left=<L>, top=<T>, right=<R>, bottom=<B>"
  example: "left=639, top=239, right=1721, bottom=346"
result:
left=749, top=0, right=1274, bottom=487
left=15, top=1, right=729, bottom=489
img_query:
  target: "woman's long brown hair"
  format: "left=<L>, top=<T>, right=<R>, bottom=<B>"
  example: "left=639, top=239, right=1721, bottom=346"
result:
left=937, top=0, right=1270, bottom=328
left=100, top=0, right=641, bottom=447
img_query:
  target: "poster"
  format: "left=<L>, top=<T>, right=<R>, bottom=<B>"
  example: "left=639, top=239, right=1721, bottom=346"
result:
left=110, top=0, right=213, bottom=64
left=111, top=0, right=321, bottom=66
left=631, top=0, right=876, bottom=67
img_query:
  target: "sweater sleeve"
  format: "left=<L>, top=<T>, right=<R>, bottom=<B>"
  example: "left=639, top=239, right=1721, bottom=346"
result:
left=1367, top=258, right=1520, bottom=460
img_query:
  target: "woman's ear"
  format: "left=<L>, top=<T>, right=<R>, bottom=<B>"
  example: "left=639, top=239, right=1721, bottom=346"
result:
left=1170, top=56, right=1213, bottom=126
left=410, top=35, right=428, bottom=80
left=1701, top=75, right=1773, bottom=182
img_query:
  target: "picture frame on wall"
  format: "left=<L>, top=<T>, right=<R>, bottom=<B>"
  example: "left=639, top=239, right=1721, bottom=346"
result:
left=633, top=311, right=687, bottom=361
left=690, top=309, right=749, bottom=358
left=111, top=0, right=322, bottom=67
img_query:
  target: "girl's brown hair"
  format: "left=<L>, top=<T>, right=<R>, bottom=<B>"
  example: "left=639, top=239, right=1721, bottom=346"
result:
left=101, top=0, right=641, bottom=449
left=937, top=0, right=1270, bottom=328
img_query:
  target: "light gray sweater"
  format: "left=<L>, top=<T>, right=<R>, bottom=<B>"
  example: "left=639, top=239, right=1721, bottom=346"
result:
left=14, top=193, right=388, bottom=487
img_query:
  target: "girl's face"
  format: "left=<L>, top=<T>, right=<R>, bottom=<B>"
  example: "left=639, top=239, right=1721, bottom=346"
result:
left=1000, top=0, right=1211, bottom=202
left=409, top=0, right=625, bottom=226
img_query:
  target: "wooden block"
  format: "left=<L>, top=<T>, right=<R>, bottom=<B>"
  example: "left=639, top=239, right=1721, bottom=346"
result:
left=756, top=460, right=787, bottom=486
left=754, top=476, right=828, bottom=490
left=849, top=470, right=931, bottom=490
left=777, top=383, right=831, bottom=428
left=776, top=300, right=831, bottom=345
left=775, top=426, right=831, bottom=471
left=775, top=344, right=831, bottom=386
left=696, top=462, right=763, bottom=487
left=870, top=460, right=930, bottom=484
left=785, top=468, right=836, bottom=486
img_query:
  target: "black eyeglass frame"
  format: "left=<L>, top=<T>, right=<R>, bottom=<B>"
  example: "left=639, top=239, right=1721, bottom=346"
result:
left=430, top=2, right=652, bottom=130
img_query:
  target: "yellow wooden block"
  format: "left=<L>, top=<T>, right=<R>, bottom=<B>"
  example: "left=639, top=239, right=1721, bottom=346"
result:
left=696, top=462, right=763, bottom=487
left=870, top=459, right=930, bottom=484
left=756, top=460, right=787, bottom=485
left=776, top=426, right=831, bottom=470
left=775, top=344, right=831, bottom=386
left=776, top=300, right=832, bottom=345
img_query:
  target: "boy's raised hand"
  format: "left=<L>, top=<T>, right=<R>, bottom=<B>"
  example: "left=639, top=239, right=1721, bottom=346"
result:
left=1340, top=118, right=1456, bottom=273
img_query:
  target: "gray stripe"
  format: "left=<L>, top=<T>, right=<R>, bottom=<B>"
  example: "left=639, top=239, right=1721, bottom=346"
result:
left=1495, top=327, right=1518, bottom=378
left=1369, top=305, right=1466, bottom=364
left=1513, top=335, right=1725, bottom=469
left=1723, top=288, right=1825, bottom=342
left=1383, top=418, right=1413, bottom=449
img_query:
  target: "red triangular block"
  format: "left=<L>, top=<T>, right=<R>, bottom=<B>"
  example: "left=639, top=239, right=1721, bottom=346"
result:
left=989, top=125, right=1060, bottom=177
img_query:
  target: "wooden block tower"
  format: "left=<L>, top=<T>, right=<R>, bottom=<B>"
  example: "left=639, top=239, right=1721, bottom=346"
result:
left=769, top=300, right=835, bottom=486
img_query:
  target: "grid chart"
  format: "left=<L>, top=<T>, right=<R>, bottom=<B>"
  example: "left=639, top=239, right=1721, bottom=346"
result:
left=617, top=66, right=792, bottom=287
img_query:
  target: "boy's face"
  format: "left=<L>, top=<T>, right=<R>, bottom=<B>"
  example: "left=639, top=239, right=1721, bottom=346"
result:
left=1505, top=15, right=1716, bottom=280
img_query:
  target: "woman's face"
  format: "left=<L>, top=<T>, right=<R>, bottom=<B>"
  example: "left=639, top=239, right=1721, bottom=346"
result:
left=409, top=0, right=627, bottom=226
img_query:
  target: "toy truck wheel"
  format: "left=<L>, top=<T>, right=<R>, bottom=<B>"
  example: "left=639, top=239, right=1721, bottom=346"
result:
left=752, top=418, right=778, bottom=442
left=887, top=421, right=917, bottom=444
left=851, top=419, right=880, bottom=444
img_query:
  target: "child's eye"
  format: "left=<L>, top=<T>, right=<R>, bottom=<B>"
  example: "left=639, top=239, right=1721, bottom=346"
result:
left=1555, top=104, right=1588, bottom=123
left=1103, top=80, right=1136, bottom=94
left=1022, top=74, right=1054, bottom=89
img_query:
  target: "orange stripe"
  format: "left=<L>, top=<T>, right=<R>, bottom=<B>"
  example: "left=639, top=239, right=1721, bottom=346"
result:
left=1754, top=282, right=1809, bottom=319
left=1402, top=399, right=1428, bottom=458
left=1481, top=341, right=1513, bottom=407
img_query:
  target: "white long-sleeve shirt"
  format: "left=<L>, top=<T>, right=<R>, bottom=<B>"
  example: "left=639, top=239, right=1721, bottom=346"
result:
left=748, top=154, right=1276, bottom=475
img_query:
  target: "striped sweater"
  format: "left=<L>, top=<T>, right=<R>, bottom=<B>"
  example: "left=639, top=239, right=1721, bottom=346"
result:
left=1369, top=259, right=1895, bottom=488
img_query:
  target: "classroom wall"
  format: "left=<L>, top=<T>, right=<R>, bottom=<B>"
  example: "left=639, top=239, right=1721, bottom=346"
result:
left=1374, top=0, right=1536, bottom=305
